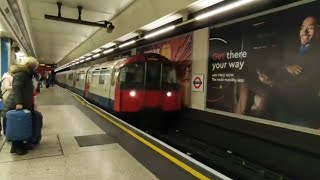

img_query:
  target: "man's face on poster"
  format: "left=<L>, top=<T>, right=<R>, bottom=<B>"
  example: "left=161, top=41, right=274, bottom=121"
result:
left=300, top=16, right=319, bottom=45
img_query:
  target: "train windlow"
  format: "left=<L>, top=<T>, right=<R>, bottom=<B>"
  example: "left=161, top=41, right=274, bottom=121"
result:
left=56, top=53, right=182, bottom=113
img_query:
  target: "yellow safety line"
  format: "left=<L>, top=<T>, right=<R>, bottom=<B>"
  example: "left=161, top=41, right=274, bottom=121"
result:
left=70, top=93, right=211, bottom=180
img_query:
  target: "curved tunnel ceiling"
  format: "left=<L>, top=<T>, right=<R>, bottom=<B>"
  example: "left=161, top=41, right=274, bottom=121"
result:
left=24, top=0, right=136, bottom=64
left=18, top=0, right=214, bottom=64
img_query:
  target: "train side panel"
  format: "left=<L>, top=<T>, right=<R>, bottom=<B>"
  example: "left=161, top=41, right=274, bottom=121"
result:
left=86, top=59, right=125, bottom=110
left=66, top=70, right=75, bottom=90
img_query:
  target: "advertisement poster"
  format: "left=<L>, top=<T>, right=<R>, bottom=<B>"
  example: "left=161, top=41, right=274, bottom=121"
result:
left=138, top=33, right=192, bottom=106
left=206, top=1, right=320, bottom=129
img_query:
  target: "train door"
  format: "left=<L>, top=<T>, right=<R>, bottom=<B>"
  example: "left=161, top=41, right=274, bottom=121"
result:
left=109, top=69, right=117, bottom=101
left=84, top=69, right=92, bottom=98
left=99, top=68, right=111, bottom=99
left=78, top=71, right=86, bottom=96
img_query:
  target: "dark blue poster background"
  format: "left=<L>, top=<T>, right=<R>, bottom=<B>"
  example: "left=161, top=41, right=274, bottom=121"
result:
left=206, top=1, right=320, bottom=129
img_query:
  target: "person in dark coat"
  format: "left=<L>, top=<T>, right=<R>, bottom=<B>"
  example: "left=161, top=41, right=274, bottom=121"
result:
left=2, top=57, right=39, bottom=155
left=258, top=16, right=320, bottom=128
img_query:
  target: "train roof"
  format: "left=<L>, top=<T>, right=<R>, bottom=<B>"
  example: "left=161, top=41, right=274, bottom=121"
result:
left=56, top=53, right=173, bottom=74
left=74, top=66, right=92, bottom=73
left=124, top=53, right=171, bottom=64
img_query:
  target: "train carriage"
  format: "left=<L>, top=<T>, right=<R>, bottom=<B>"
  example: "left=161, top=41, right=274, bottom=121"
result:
left=56, top=53, right=181, bottom=113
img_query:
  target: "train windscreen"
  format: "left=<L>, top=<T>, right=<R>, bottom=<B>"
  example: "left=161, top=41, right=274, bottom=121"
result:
left=162, top=64, right=178, bottom=90
left=146, top=62, right=161, bottom=89
left=119, top=63, right=145, bottom=89
left=119, top=60, right=178, bottom=90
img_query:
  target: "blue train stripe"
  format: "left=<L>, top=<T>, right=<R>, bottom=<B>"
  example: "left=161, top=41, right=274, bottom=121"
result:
left=87, top=92, right=114, bottom=110
left=71, top=87, right=114, bottom=110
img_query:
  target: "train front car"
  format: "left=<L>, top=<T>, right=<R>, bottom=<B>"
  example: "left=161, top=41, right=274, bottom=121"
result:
left=114, top=53, right=181, bottom=113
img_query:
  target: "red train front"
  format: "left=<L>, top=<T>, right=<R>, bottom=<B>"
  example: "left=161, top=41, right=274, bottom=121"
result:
left=113, top=53, right=181, bottom=113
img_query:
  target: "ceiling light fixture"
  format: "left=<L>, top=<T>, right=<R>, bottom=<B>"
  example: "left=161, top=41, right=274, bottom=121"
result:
left=103, top=48, right=114, bottom=54
left=144, top=25, right=175, bottom=39
left=93, top=53, right=101, bottom=58
left=195, top=0, right=256, bottom=20
left=119, top=40, right=136, bottom=48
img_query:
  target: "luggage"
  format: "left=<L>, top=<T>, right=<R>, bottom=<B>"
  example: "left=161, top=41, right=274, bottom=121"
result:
left=29, top=110, right=43, bottom=144
left=6, top=110, right=32, bottom=141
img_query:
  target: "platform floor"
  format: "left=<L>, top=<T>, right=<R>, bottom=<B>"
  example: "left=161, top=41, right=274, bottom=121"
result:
left=0, top=86, right=227, bottom=180
left=0, top=87, right=157, bottom=180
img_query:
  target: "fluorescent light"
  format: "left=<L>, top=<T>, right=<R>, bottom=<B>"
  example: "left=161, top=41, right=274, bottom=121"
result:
left=144, top=25, right=175, bottom=39
left=80, top=60, right=85, bottom=63
left=195, top=0, right=256, bottom=20
left=141, top=14, right=182, bottom=31
left=189, top=0, right=224, bottom=11
left=86, top=57, right=92, bottom=61
left=103, top=48, right=114, bottom=54
left=116, top=32, right=139, bottom=41
left=92, top=48, right=101, bottom=53
left=119, top=40, right=136, bottom=48
left=93, top=53, right=101, bottom=58
left=101, top=42, right=116, bottom=49
left=75, top=62, right=79, bottom=64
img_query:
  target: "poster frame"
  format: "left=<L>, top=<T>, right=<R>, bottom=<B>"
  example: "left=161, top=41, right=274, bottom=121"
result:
left=204, top=0, right=320, bottom=135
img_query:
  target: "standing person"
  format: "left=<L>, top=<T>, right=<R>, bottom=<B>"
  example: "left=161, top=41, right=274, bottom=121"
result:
left=1, top=66, right=14, bottom=102
left=45, top=72, right=50, bottom=88
left=50, top=70, right=55, bottom=87
left=39, top=74, right=44, bottom=88
left=1, top=57, right=39, bottom=155
left=258, top=16, right=320, bottom=128
left=0, top=66, right=14, bottom=135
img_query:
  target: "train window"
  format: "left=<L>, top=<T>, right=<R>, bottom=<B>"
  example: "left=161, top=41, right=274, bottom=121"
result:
left=162, top=65, right=177, bottom=83
left=162, top=64, right=178, bottom=90
left=76, top=73, right=85, bottom=87
left=118, top=63, right=145, bottom=89
left=68, top=73, right=73, bottom=80
left=119, top=63, right=144, bottom=83
left=99, top=69, right=110, bottom=85
left=79, top=73, right=85, bottom=81
left=91, top=71, right=100, bottom=87
left=146, top=62, right=161, bottom=89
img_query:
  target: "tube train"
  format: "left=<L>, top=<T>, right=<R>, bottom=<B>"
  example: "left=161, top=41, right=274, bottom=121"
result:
left=56, top=53, right=181, bottom=113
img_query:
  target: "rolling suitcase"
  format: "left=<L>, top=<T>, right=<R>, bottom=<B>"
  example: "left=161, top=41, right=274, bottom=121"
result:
left=6, top=110, right=32, bottom=141
left=30, top=110, right=43, bottom=144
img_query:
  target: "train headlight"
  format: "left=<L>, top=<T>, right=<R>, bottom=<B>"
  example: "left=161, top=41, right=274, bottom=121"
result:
left=129, top=90, right=136, bottom=97
left=166, top=92, right=172, bottom=97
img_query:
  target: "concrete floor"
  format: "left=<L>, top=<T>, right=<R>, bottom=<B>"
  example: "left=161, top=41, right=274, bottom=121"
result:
left=0, top=87, right=158, bottom=180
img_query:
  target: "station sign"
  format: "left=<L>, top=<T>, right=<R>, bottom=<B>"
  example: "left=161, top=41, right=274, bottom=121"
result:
left=192, top=74, right=204, bottom=92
